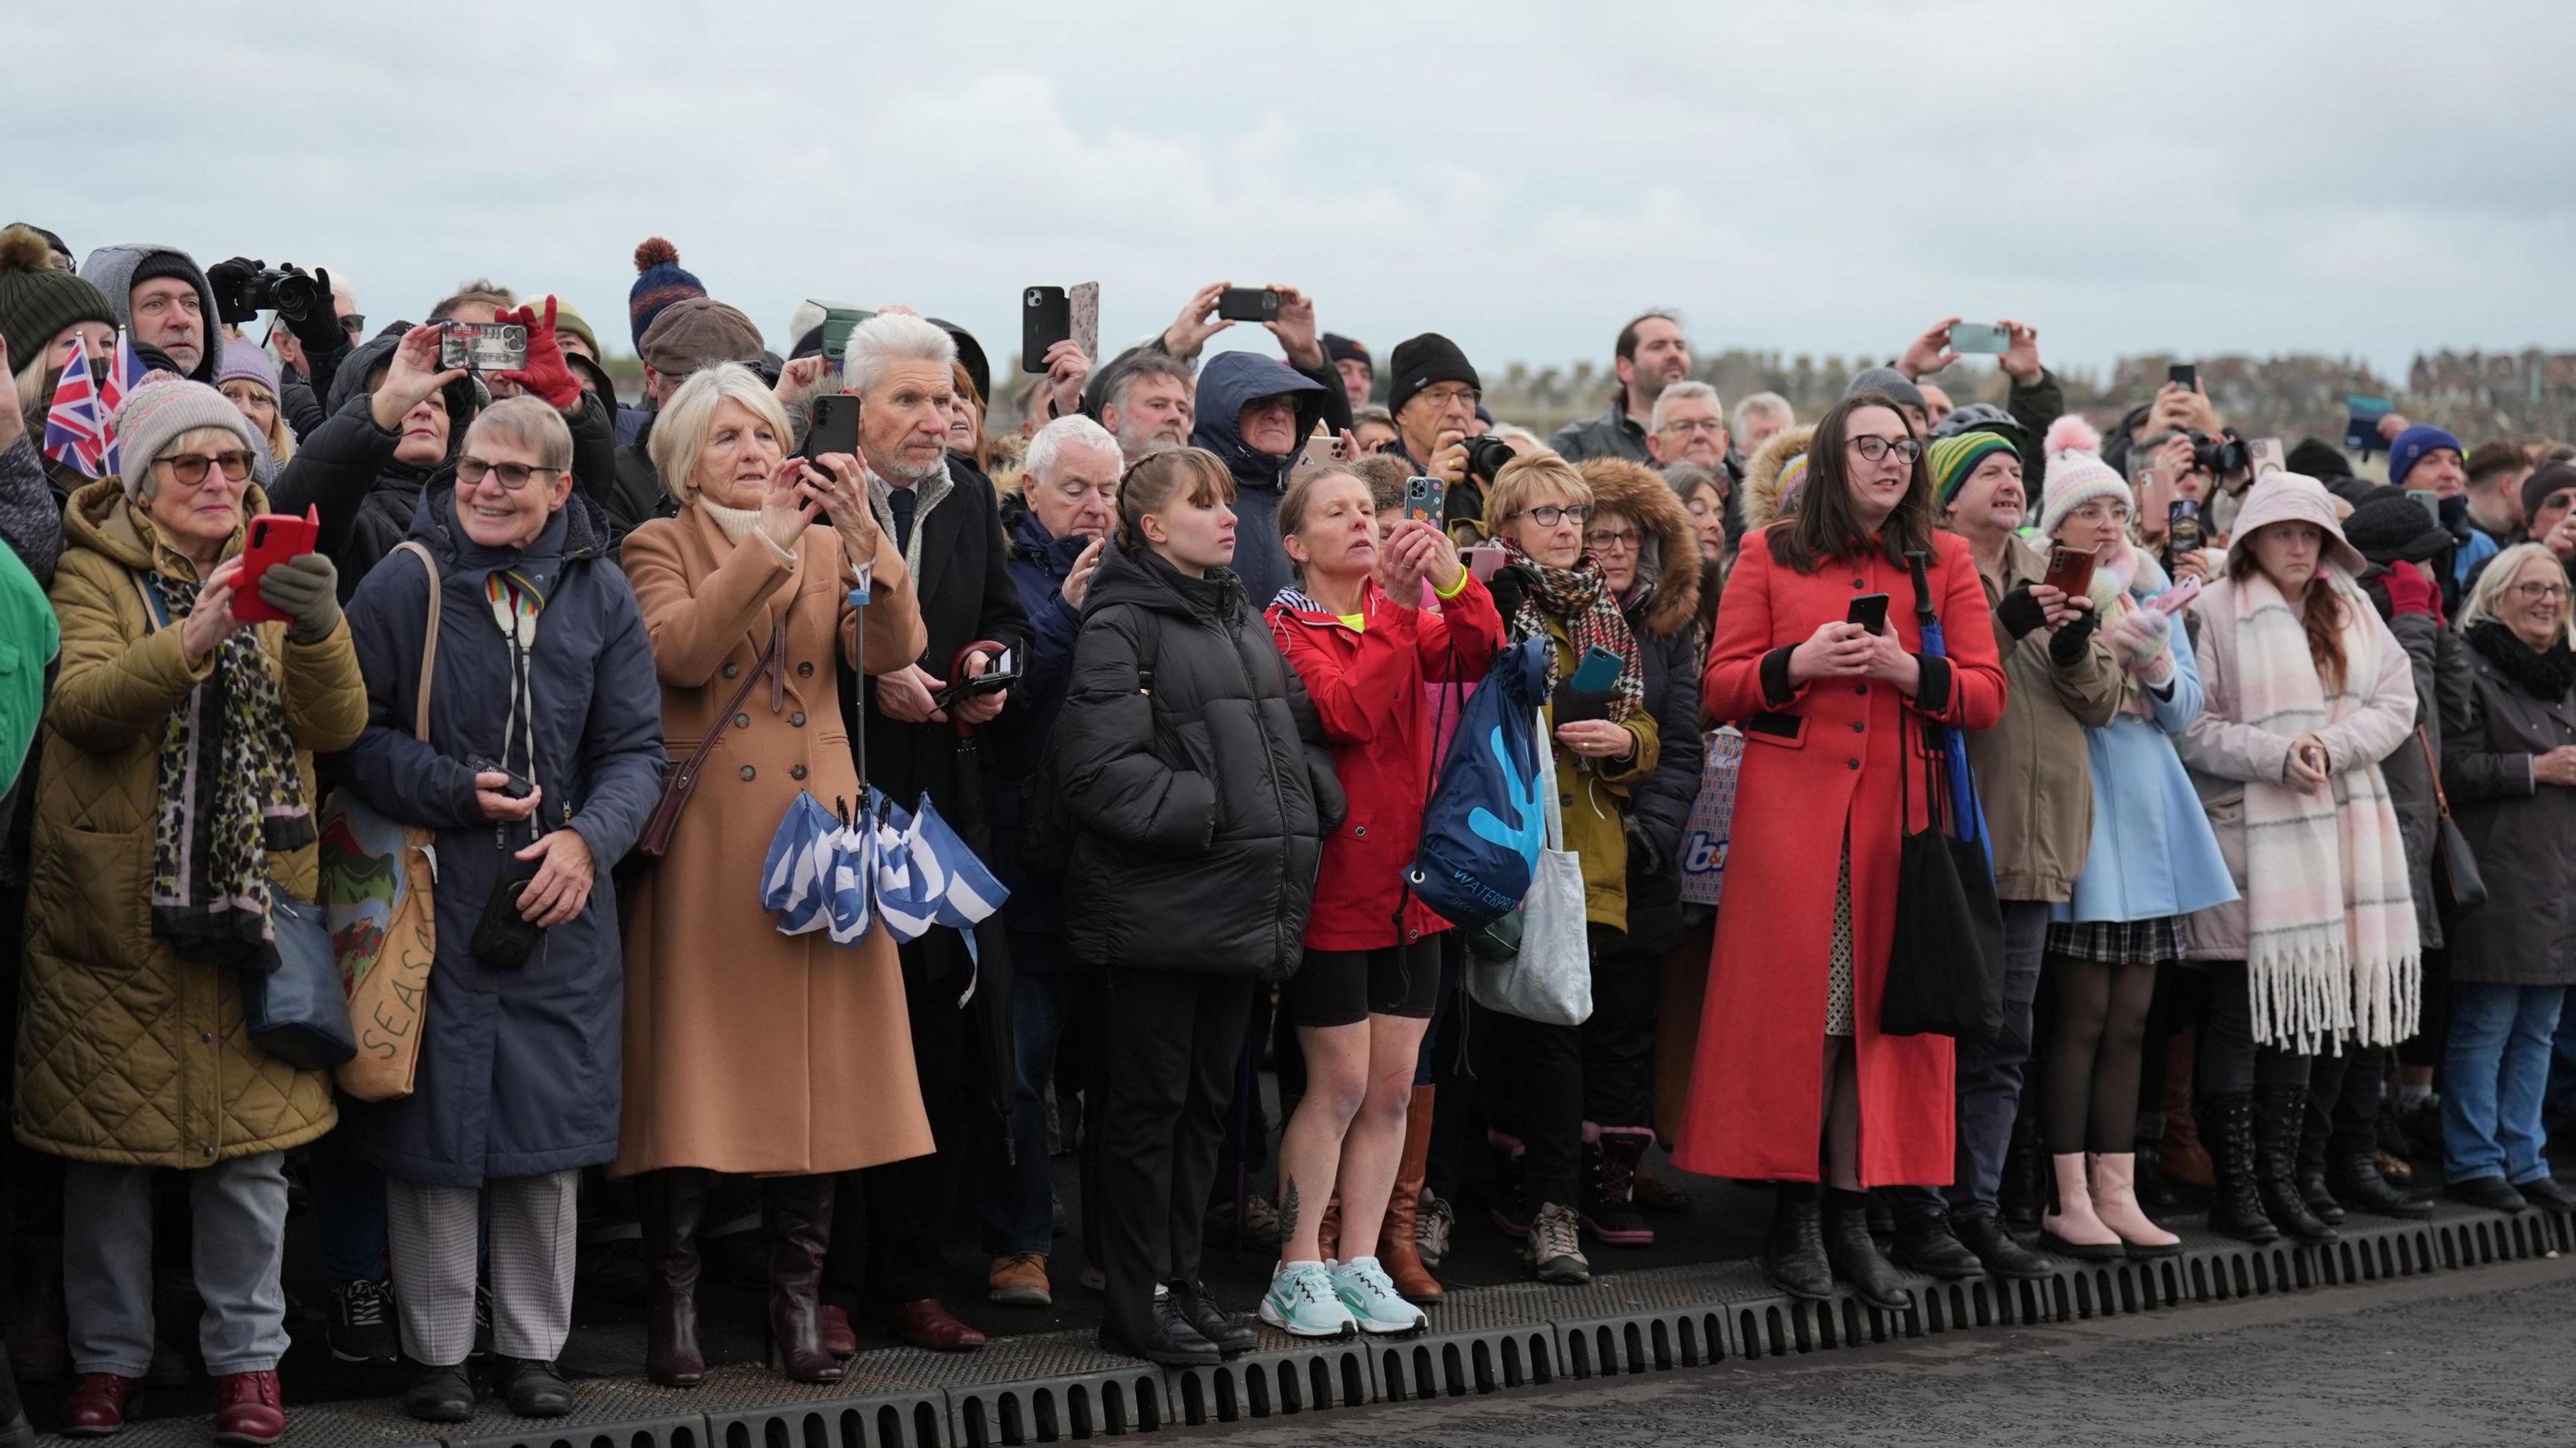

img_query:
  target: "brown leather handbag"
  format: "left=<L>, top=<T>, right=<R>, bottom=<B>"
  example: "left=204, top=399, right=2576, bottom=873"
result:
left=637, top=624, right=782, bottom=858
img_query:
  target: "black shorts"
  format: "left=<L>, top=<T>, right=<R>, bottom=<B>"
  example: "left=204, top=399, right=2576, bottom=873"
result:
left=1286, top=938, right=1443, bottom=1029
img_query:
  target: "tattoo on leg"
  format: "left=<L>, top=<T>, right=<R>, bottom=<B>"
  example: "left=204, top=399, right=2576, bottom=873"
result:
left=1280, top=1181, right=1301, bottom=1247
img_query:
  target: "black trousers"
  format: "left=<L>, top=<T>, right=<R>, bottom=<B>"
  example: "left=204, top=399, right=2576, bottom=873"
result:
left=1099, top=968, right=1254, bottom=1330
left=830, top=940, right=981, bottom=1306
left=2196, top=961, right=2312, bottom=1097
left=1486, top=930, right=1658, bottom=1210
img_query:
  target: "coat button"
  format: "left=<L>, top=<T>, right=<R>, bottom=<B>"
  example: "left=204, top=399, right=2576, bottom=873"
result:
left=723, top=662, right=740, bottom=679
left=791, top=765, right=808, bottom=781
left=1847, top=759, right=1860, bottom=770
left=739, top=765, right=757, bottom=781
left=1353, top=824, right=1366, bottom=837
left=1851, top=720, right=1865, bottom=732
left=797, top=661, right=815, bottom=677
left=790, top=712, right=806, bottom=727
left=735, top=713, right=752, bottom=729
left=204, top=1146, right=216, bottom=1158
left=1853, top=578, right=1866, bottom=588
left=1852, top=685, right=1867, bottom=695
left=200, top=1031, right=213, bottom=1044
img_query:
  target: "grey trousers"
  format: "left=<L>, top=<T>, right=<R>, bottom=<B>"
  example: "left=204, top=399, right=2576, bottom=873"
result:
left=63, top=1152, right=290, bottom=1377
left=387, top=1170, right=578, bottom=1366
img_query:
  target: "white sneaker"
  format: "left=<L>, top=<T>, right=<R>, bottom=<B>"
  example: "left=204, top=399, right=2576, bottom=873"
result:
left=1329, top=1257, right=1427, bottom=1335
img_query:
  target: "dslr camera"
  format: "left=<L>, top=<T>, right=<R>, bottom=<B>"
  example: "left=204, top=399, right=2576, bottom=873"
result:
left=211, top=260, right=323, bottom=327
left=1460, top=434, right=1517, bottom=485
left=2188, top=429, right=2249, bottom=478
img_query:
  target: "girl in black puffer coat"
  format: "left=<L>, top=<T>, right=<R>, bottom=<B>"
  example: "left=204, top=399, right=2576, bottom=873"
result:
left=1049, top=447, right=1342, bottom=1368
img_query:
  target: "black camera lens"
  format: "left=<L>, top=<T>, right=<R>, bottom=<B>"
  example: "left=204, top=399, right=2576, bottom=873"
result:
left=1461, top=435, right=1517, bottom=484
left=268, top=270, right=317, bottom=319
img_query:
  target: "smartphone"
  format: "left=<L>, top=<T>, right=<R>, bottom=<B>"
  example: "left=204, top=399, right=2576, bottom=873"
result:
left=1403, top=474, right=1446, bottom=524
left=1568, top=645, right=1624, bottom=694
left=1462, top=543, right=1507, bottom=583
left=1069, top=282, right=1099, bottom=363
left=2135, top=467, right=2174, bottom=534
left=2346, top=394, right=2393, bottom=453
left=1846, top=592, right=1891, bottom=636
left=816, top=305, right=875, bottom=362
left=1217, top=286, right=1281, bottom=323
left=465, top=753, right=534, bottom=800
left=800, top=394, right=859, bottom=464
left=2042, top=546, right=2096, bottom=601
left=439, top=322, right=528, bottom=372
left=1951, top=322, right=2008, bottom=354
left=1020, top=286, right=1071, bottom=372
left=2150, top=573, right=2204, bottom=617
left=1299, top=431, right=1343, bottom=471
left=229, top=506, right=321, bottom=624
left=2249, top=437, right=2286, bottom=478
left=2167, top=499, right=2206, bottom=558
left=2407, top=488, right=2443, bottom=526
left=2167, top=363, right=2198, bottom=390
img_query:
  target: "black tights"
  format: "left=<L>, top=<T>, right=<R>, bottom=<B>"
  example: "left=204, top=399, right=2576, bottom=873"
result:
left=2043, top=956, right=2159, bottom=1154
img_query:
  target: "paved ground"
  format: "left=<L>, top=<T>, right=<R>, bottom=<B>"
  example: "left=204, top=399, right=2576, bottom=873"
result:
left=1193, top=1253, right=2576, bottom=1447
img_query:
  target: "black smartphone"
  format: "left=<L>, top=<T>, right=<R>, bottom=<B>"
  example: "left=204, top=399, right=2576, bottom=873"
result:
left=465, top=753, right=533, bottom=800
left=1846, top=592, right=1891, bottom=636
left=800, top=394, right=859, bottom=464
left=2167, top=363, right=2198, bottom=390
left=1218, top=286, right=1281, bottom=322
left=1021, top=286, right=1070, bottom=372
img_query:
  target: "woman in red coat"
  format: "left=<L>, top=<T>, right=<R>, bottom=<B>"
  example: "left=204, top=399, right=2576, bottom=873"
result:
left=1672, top=392, right=2006, bottom=1310
left=1265, top=467, right=1502, bottom=1326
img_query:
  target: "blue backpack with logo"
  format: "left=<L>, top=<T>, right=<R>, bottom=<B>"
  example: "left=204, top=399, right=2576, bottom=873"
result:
left=1405, top=638, right=1553, bottom=930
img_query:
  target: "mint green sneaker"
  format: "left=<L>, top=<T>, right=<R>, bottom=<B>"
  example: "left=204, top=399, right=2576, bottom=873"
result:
left=1258, top=1261, right=1357, bottom=1338
left=1329, top=1256, right=1427, bottom=1335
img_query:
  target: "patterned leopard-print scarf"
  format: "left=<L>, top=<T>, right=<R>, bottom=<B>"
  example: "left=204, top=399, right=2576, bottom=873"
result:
left=147, top=573, right=312, bottom=964
left=1497, top=540, right=1646, bottom=722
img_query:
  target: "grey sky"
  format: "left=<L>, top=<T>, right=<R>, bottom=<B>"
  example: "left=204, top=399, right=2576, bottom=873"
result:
left=11, top=1, right=2571, bottom=384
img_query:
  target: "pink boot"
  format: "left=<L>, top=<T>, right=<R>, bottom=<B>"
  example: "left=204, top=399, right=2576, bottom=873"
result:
left=2088, top=1152, right=2182, bottom=1254
left=2040, top=1153, right=2123, bottom=1260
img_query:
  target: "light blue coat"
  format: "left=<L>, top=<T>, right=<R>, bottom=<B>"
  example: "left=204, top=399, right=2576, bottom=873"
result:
left=2055, top=583, right=2241, bottom=925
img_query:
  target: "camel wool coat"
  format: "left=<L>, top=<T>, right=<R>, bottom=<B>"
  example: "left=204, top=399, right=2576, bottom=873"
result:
left=612, top=504, right=934, bottom=1176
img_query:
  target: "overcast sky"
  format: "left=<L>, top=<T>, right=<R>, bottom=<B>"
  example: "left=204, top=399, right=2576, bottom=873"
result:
left=11, top=2, right=2572, bottom=386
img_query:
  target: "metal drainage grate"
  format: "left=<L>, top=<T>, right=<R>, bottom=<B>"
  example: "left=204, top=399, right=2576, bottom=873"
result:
left=698, top=1366, right=951, bottom=1448
left=445, top=1378, right=710, bottom=1448
left=1163, top=1329, right=1373, bottom=1427
left=1556, top=1304, right=1736, bottom=1380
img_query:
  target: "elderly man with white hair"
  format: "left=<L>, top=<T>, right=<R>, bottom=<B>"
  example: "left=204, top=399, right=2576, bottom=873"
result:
left=1732, top=392, right=1795, bottom=454
left=975, top=412, right=1124, bottom=1309
left=830, top=311, right=1032, bottom=1353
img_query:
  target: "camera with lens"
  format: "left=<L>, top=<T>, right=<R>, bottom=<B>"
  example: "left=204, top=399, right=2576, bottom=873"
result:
left=2188, top=429, right=2248, bottom=478
left=211, top=260, right=321, bottom=327
left=1460, top=434, right=1518, bottom=484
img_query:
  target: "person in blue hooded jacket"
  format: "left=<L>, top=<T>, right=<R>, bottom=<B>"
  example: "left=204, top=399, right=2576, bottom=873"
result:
left=331, top=396, right=663, bottom=1422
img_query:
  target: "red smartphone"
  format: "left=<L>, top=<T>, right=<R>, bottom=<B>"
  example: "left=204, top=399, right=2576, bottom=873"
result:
left=230, top=506, right=320, bottom=624
left=2042, top=545, right=2096, bottom=602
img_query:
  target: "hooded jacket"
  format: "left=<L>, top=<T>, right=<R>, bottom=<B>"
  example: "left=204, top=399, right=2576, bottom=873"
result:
left=1050, top=543, right=1343, bottom=979
left=332, top=484, right=663, bottom=1187
left=78, top=243, right=221, bottom=384
left=13, top=477, right=367, bottom=1166
left=1737, top=423, right=1817, bottom=535
left=1188, top=351, right=1345, bottom=611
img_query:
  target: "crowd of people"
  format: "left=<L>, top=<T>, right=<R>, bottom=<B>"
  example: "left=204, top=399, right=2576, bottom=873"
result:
left=1, top=223, right=2572, bottom=1445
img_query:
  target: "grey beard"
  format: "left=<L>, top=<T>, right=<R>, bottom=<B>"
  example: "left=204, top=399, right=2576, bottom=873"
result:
left=869, top=449, right=951, bottom=486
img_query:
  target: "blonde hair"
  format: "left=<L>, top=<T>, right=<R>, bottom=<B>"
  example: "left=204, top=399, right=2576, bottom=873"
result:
left=649, top=363, right=792, bottom=505
left=225, top=379, right=297, bottom=465
left=2459, top=542, right=2575, bottom=652
left=462, top=396, right=574, bottom=473
left=1483, top=449, right=1593, bottom=526
left=136, top=426, right=257, bottom=503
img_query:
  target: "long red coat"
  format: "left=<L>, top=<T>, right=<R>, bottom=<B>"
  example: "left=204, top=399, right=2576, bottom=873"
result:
left=1672, top=528, right=2004, bottom=1186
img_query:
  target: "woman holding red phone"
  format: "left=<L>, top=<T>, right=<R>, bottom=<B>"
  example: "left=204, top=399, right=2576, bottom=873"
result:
left=1672, top=392, right=2004, bottom=1312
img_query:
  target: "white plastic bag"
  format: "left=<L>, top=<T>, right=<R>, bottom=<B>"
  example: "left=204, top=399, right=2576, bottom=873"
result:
left=1467, top=716, right=1594, bottom=1026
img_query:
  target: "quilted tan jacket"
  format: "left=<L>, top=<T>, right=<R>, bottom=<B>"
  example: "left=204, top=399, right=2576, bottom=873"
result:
left=12, top=478, right=366, bottom=1166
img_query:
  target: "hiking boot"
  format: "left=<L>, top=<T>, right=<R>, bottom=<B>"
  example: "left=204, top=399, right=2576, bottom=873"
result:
left=1580, top=1128, right=1656, bottom=1247
left=987, top=1254, right=1053, bottom=1306
left=1415, top=1193, right=1455, bottom=1270
left=1525, top=1203, right=1591, bottom=1285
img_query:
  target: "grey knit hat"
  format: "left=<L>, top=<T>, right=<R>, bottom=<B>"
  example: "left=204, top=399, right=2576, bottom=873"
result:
left=115, top=377, right=261, bottom=499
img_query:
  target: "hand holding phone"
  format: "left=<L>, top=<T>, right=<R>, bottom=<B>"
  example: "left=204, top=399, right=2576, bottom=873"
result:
left=2149, top=574, right=2203, bottom=617
left=1403, top=474, right=1446, bottom=524
left=801, top=394, right=859, bottom=464
left=229, top=506, right=321, bottom=624
left=1020, top=286, right=1071, bottom=372
left=2042, top=546, right=2096, bottom=602
left=1217, top=287, right=1281, bottom=322
left=1845, top=592, right=1892, bottom=636
left=1950, top=322, right=2008, bottom=354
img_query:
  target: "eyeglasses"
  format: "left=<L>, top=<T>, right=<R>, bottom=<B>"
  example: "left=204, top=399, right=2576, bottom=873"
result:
left=1417, top=385, right=1481, bottom=410
left=155, top=451, right=254, bottom=486
left=1660, top=419, right=1725, bottom=437
left=2510, top=581, right=2573, bottom=602
left=1846, top=435, right=1923, bottom=463
left=340, top=314, right=365, bottom=335
left=1584, top=527, right=1642, bottom=551
left=457, top=457, right=562, bottom=491
left=1512, top=504, right=1593, bottom=527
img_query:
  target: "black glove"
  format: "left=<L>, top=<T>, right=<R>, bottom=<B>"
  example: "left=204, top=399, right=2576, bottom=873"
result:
left=1993, top=583, right=2049, bottom=641
left=283, top=266, right=347, bottom=356
left=2049, top=604, right=2104, bottom=668
left=207, top=256, right=262, bottom=327
left=258, top=552, right=343, bottom=644
left=1623, top=819, right=1668, bottom=879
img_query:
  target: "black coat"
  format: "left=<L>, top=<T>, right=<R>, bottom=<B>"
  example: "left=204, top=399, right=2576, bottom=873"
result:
left=1619, top=619, right=1705, bottom=956
left=2440, top=624, right=2576, bottom=987
left=989, top=498, right=1089, bottom=966
left=1051, top=543, right=1343, bottom=979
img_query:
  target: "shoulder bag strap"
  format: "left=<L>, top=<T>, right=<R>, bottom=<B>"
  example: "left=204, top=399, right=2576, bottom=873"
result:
left=394, top=542, right=441, bottom=744
left=2415, top=724, right=2453, bottom=820
left=637, top=629, right=780, bottom=857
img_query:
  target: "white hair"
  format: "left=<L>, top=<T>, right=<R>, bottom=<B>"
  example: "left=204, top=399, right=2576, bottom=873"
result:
left=649, top=362, right=791, bottom=505
left=1493, top=423, right=1548, bottom=457
left=1026, top=414, right=1121, bottom=486
left=786, top=300, right=826, bottom=352
left=1650, top=380, right=1725, bottom=435
left=842, top=312, right=957, bottom=397
left=2459, top=542, right=2575, bottom=651
left=1732, top=390, right=1793, bottom=436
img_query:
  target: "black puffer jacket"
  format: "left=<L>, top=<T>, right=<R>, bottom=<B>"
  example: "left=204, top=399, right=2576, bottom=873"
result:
left=1051, top=542, right=1343, bottom=978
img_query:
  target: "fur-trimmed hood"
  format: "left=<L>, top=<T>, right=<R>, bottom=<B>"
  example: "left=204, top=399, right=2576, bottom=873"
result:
left=1739, top=423, right=1815, bottom=535
left=1574, top=457, right=1701, bottom=641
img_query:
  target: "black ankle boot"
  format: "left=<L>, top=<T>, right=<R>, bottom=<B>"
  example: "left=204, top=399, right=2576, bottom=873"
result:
left=1761, top=1182, right=1833, bottom=1301
left=2327, top=1152, right=2432, bottom=1219
left=402, top=1364, right=475, bottom=1424
left=2252, top=1086, right=2339, bottom=1245
left=2198, top=1095, right=2279, bottom=1244
left=1951, top=1211, right=2053, bottom=1281
left=2133, top=1139, right=2181, bottom=1210
left=1823, top=1190, right=1913, bottom=1312
left=494, top=1357, right=572, bottom=1418
left=1890, top=1215, right=1983, bottom=1280
left=1171, top=1282, right=1254, bottom=1357
left=2294, top=1087, right=2345, bottom=1223
left=1101, top=1293, right=1221, bottom=1367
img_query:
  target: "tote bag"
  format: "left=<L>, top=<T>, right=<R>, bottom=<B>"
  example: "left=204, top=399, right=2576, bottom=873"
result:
left=1406, top=638, right=1552, bottom=931
left=1466, top=720, right=1593, bottom=1026
left=1676, top=726, right=1744, bottom=908
left=1880, top=718, right=2005, bottom=1042
left=244, top=896, right=358, bottom=1070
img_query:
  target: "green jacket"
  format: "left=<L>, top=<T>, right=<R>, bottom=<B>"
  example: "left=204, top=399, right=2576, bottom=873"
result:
left=1534, top=617, right=1659, bottom=933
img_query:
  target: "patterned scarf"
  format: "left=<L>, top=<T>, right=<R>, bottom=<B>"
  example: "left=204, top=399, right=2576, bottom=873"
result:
left=1499, top=539, right=1644, bottom=722
left=146, top=573, right=312, bottom=964
left=2228, top=569, right=2419, bottom=1052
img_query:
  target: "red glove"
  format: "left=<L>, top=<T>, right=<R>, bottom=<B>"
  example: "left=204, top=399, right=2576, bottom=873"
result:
left=2380, top=563, right=2443, bottom=622
left=494, top=296, right=581, bottom=412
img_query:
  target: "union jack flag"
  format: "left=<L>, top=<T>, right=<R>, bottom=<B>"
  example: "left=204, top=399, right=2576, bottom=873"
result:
left=96, top=329, right=152, bottom=474
left=41, top=345, right=107, bottom=479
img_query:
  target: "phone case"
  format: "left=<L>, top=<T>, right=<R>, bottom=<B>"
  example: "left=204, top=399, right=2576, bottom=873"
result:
left=1568, top=646, right=1623, bottom=693
left=1218, top=287, right=1279, bottom=322
left=800, top=396, right=859, bottom=463
left=2043, top=551, right=2096, bottom=600
left=1404, top=475, right=1445, bottom=523
left=1069, top=282, right=1099, bottom=364
left=1022, top=287, right=1071, bottom=372
left=231, top=507, right=321, bottom=624
left=1951, top=323, right=2008, bottom=353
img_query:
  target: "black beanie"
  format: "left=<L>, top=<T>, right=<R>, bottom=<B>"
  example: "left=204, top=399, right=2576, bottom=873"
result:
left=129, top=249, right=199, bottom=291
left=1387, top=333, right=1478, bottom=417
left=2287, top=437, right=2352, bottom=481
left=1324, top=332, right=1370, bottom=370
left=2521, top=463, right=2576, bottom=525
left=2343, top=487, right=2452, bottom=565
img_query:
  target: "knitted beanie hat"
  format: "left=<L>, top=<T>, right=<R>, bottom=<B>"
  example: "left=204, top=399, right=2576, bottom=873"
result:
left=0, top=225, right=113, bottom=365
left=1386, top=333, right=1479, bottom=418
left=2036, top=414, right=2133, bottom=539
left=1928, top=431, right=2019, bottom=510
left=628, top=237, right=706, bottom=353
left=115, top=377, right=260, bottom=500
left=2520, top=462, right=2576, bottom=525
left=216, top=339, right=281, bottom=398
left=2387, top=423, right=2463, bottom=492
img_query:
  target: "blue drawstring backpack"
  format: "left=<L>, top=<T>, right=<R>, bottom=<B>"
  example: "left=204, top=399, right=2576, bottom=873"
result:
left=1403, top=638, right=1554, bottom=930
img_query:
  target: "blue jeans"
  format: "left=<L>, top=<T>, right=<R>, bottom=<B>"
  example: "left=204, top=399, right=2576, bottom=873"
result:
left=2442, top=983, right=2567, bottom=1186
left=1892, top=899, right=2047, bottom=1226
left=979, top=968, right=1090, bottom=1257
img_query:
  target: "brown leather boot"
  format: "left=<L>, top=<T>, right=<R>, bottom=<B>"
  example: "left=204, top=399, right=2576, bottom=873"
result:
left=639, top=1168, right=711, bottom=1387
left=763, top=1175, right=845, bottom=1383
left=1377, top=1086, right=1444, bottom=1304
left=1317, top=1194, right=1341, bottom=1264
left=2160, top=1029, right=2215, bottom=1189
